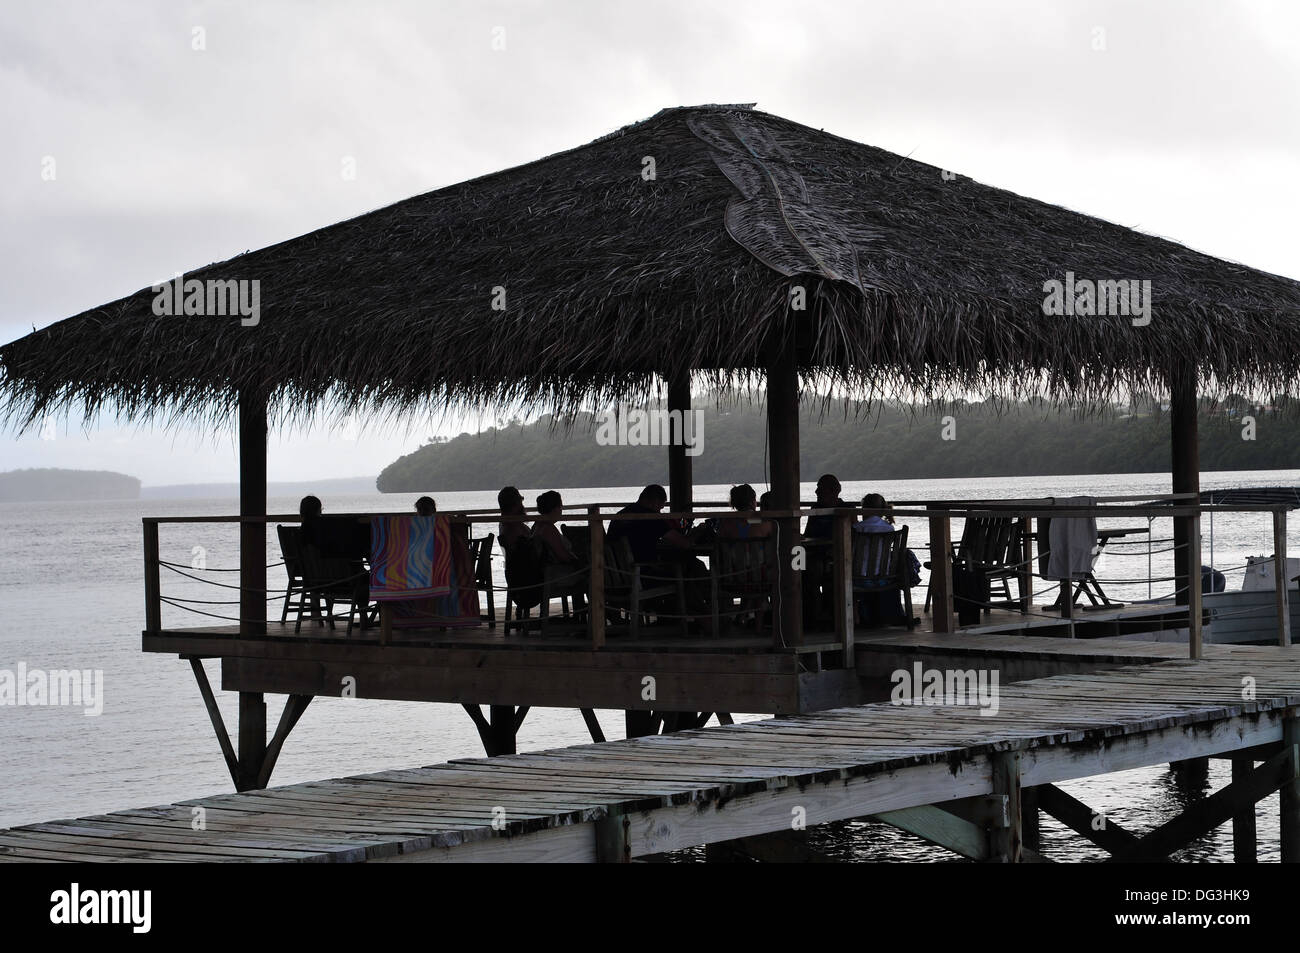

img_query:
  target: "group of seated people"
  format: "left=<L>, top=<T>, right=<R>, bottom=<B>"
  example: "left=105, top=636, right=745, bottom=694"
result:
left=492, top=476, right=916, bottom=630
left=291, top=477, right=915, bottom=631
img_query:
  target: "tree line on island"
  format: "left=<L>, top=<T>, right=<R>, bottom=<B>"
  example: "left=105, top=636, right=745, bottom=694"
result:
left=377, top=394, right=1296, bottom=492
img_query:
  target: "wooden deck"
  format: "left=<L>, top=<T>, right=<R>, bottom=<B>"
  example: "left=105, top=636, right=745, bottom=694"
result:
left=5, top=650, right=1300, bottom=862
left=141, top=600, right=1204, bottom=717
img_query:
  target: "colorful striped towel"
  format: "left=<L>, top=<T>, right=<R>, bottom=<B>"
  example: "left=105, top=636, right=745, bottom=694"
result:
left=369, top=515, right=452, bottom=601
left=390, top=526, right=481, bottom=628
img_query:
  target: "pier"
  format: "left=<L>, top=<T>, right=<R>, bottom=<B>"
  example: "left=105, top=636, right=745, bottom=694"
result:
left=6, top=102, right=1300, bottom=866
left=4, top=639, right=1300, bottom=862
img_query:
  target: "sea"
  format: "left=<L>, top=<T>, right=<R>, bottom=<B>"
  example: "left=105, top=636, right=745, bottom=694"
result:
left=3, top=469, right=1298, bottom=861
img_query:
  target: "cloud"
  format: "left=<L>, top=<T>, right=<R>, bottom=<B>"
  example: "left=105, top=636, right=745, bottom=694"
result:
left=2, top=0, right=1297, bottom=481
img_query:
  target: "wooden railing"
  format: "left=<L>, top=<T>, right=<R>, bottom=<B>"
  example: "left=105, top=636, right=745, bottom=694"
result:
left=142, top=494, right=1299, bottom=661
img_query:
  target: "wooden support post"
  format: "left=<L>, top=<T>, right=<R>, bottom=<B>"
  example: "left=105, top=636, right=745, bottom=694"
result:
left=1231, top=759, right=1257, bottom=863
left=625, top=710, right=657, bottom=739
left=767, top=344, right=803, bottom=647
left=1188, top=513, right=1203, bottom=660
left=988, top=751, right=1023, bottom=862
left=833, top=509, right=854, bottom=667
left=1275, top=508, right=1291, bottom=647
left=1017, top=517, right=1032, bottom=615
left=489, top=704, right=519, bottom=756
left=588, top=506, right=606, bottom=649
left=594, top=808, right=630, bottom=863
left=464, top=704, right=525, bottom=757
left=143, top=520, right=161, bottom=633
left=1283, top=714, right=1300, bottom=863
left=667, top=370, right=693, bottom=513
left=1169, top=367, right=1199, bottom=611
left=928, top=511, right=954, bottom=633
left=238, top=386, right=267, bottom=637
left=235, top=691, right=266, bottom=792
left=1022, top=784, right=1040, bottom=852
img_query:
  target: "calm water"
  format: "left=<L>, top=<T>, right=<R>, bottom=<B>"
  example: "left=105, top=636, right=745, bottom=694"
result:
left=2, top=469, right=1297, bottom=861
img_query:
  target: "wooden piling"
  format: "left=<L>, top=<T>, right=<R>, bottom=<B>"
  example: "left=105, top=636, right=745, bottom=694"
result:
left=833, top=509, right=854, bottom=667
left=766, top=344, right=803, bottom=647
left=989, top=750, right=1023, bottom=862
left=588, top=506, right=606, bottom=649
left=1274, top=508, right=1291, bottom=647
left=1283, top=714, right=1300, bottom=863
left=143, top=520, right=161, bottom=634
left=667, top=370, right=693, bottom=513
left=929, top=511, right=954, bottom=633
left=1231, top=759, right=1258, bottom=862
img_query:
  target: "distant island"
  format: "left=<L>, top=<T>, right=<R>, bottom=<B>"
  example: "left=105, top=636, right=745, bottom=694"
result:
left=377, top=395, right=1300, bottom=492
left=142, top=476, right=377, bottom=500
left=0, top=468, right=141, bottom=502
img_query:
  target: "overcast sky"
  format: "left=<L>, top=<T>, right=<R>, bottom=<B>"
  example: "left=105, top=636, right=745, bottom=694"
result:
left=2, top=0, right=1297, bottom=484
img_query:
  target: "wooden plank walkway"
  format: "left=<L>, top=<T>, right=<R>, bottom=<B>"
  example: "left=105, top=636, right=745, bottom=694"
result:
left=5, top=652, right=1300, bottom=863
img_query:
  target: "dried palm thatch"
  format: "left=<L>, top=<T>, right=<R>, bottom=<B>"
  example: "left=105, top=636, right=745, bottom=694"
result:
left=3, top=103, right=1299, bottom=432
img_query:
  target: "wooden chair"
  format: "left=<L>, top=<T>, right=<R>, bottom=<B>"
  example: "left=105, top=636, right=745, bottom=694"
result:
left=297, top=541, right=369, bottom=636
left=710, top=537, right=776, bottom=636
left=502, top=535, right=545, bottom=635
left=276, top=525, right=311, bottom=626
left=469, top=534, right=497, bottom=627
left=852, top=526, right=915, bottom=630
left=604, top=536, right=688, bottom=638
left=924, top=516, right=1022, bottom=615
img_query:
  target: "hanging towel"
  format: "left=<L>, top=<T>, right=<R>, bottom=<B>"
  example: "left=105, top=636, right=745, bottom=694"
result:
left=388, top=525, right=482, bottom=628
left=1045, top=496, right=1097, bottom=581
left=369, top=515, right=452, bottom=600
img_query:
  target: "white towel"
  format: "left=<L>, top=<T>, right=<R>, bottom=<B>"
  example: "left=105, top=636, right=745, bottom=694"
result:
left=1045, top=496, right=1097, bottom=581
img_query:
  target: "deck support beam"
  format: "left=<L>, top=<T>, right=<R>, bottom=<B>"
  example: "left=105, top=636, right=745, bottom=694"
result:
left=1037, top=783, right=1141, bottom=856
left=667, top=369, right=693, bottom=513
left=256, top=694, right=313, bottom=789
left=580, top=708, right=606, bottom=743
left=1282, top=714, right=1300, bottom=862
left=988, top=751, right=1023, bottom=862
left=464, top=704, right=529, bottom=757
left=1274, top=508, right=1291, bottom=647
left=1169, top=367, right=1199, bottom=615
left=236, top=692, right=267, bottom=792
left=188, top=658, right=240, bottom=789
left=190, top=659, right=309, bottom=792
left=766, top=339, right=803, bottom=647
left=1232, top=758, right=1258, bottom=862
left=1111, top=740, right=1297, bottom=861
left=235, top=386, right=269, bottom=792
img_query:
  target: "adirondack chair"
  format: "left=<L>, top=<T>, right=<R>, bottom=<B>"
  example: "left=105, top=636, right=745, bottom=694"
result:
left=710, top=537, right=776, bottom=637
left=852, top=526, right=916, bottom=630
left=924, top=515, right=1022, bottom=615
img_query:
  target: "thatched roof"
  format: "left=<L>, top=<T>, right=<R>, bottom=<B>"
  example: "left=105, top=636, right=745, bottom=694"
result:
left=4, top=102, right=1300, bottom=430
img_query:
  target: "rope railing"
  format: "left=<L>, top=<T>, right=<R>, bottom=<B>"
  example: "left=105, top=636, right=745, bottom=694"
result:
left=142, top=498, right=1296, bottom=656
